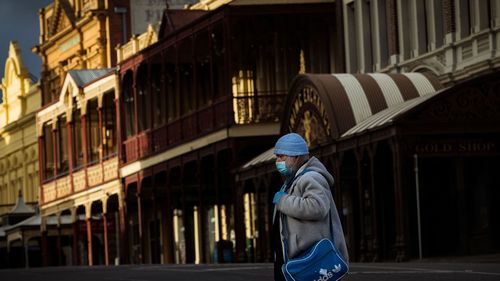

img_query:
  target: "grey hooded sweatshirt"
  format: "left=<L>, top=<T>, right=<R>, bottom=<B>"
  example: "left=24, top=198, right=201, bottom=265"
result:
left=275, top=156, right=349, bottom=262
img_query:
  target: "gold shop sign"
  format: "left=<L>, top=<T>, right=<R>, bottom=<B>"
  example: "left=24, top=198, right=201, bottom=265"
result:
left=413, top=141, right=497, bottom=154
left=288, top=86, right=330, bottom=148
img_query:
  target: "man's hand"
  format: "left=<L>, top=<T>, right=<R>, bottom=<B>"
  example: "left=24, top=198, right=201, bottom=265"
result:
left=273, top=191, right=287, bottom=204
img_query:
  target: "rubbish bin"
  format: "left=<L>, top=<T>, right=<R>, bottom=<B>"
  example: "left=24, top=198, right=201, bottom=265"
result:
left=213, top=240, right=233, bottom=263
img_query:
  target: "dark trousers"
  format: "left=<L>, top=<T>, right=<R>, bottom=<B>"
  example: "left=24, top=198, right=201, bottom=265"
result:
left=273, top=214, right=286, bottom=281
left=274, top=260, right=286, bottom=281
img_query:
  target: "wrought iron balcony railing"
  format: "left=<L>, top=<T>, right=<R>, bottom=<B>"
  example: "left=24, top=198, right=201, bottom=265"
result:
left=123, top=92, right=286, bottom=163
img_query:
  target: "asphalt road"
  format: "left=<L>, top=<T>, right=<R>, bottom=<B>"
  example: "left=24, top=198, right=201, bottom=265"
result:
left=1, top=262, right=500, bottom=280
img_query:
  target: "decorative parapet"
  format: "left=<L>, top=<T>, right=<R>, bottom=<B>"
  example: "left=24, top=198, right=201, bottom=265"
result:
left=56, top=176, right=72, bottom=198
left=41, top=156, right=119, bottom=204
left=43, top=181, right=56, bottom=203
left=103, top=157, right=119, bottom=182
left=73, top=169, right=86, bottom=192
left=384, top=28, right=500, bottom=86
left=87, top=164, right=103, bottom=187
left=116, top=23, right=159, bottom=63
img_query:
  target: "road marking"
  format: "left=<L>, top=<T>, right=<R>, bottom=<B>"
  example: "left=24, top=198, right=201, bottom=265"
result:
left=352, top=264, right=500, bottom=275
left=464, top=271, right=500, bottom=276
left=352, top=265, right=437, bottom=271
left=132, top=264, right=273, bottom=272
left=203, top=266, right=274, bottom=271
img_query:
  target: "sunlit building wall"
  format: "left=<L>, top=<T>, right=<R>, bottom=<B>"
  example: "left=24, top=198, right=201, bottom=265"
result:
left=343, top=0, right=500, bottom=84
left=0, top=42, right=41, bottom=216
left=32, top=0, right=131, bottom=106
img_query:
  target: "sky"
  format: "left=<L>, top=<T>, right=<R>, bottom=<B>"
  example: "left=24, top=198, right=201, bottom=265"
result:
left=0, top=0, right=52, bottom=83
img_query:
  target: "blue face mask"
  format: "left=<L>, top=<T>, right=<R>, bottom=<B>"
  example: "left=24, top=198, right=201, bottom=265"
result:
left=276, top=161, right=289, bottom=176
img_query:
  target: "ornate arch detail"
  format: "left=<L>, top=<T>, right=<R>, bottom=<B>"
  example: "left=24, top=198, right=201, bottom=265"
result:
left=283, top=74, right=338, bottom=147
left=406, top=58, right=443, bottom=76
left=1, top=42, right=32, bottom=103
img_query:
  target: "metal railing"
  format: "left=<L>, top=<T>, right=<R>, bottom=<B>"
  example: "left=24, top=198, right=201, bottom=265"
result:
left=123, top=92, right=286, bottom=163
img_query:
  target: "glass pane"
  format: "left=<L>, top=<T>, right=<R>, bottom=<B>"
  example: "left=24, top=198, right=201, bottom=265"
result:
left=43, top=123, right=54, bottom=180
left=103, top=91, right=117, bottom=158
left=57, top=115, right=69, bottom=174
left=87, top=99, right=100, bottom=164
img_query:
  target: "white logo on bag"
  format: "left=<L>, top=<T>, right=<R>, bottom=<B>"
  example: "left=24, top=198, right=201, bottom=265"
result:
left=333, top=264, right=342, bottom=273
left=313, top=264, right=342, bottom=281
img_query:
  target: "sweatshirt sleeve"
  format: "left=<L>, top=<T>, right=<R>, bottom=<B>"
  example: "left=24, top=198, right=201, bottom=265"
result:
left=276, top=172, right=330, bottom=220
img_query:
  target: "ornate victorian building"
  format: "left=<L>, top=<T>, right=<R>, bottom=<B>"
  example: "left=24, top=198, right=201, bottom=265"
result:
left=0, top=42, right=42, bottom=267
left=0, top=42, right=40, bottom=215
left=29, top=0, right=500, bottom=266
left=238, top=0, right=500, bottom=263
left=32, top=0, right=131, bottom=106
left=36, top=68, right=120, bottom=266
left=117, top=0, right=339, bottom=264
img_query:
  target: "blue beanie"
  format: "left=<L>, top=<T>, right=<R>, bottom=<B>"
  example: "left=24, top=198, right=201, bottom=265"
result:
left=274, top=133, right=309, bottom=156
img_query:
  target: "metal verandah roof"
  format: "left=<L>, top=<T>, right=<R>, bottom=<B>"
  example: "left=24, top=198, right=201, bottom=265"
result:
left=68, top=68, right=115, bottom=88
left=284, top=72, right=444, bottom=139
left=340, top=87, right=449, bottom=138
left=241, top=147, right=276, bottom=170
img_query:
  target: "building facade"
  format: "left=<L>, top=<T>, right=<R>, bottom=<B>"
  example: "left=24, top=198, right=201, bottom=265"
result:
left=116, top=0, right=340, bottom=264
left=36, top=68, right=121, bottom=266
left=29, top=0, right=500, bottom=266
left=237, top=0, right=500, bottom=263
left=0, top=42, right=40, bottom=217
left=0, top=42, right=42, bottom=268
left=343, top=0, right=500, bottom=83
left=340, top=0, right=500, bottom=260
left=33, top=0, right=131, bottom=106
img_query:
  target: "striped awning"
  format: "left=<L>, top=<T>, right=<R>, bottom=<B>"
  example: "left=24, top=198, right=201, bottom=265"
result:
left=341, top=87, right=448, bottom=138
left=284, top=72, right=444, bottom=139
left=240, top=72, right=444, bottom=173
left=241, top=147, right=276, bottom=170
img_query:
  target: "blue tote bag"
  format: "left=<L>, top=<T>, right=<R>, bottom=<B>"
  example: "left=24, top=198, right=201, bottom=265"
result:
left=281, top=237, right=348, bottom=281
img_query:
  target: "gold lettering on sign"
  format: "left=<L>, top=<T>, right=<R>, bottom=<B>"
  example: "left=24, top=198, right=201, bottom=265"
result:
left=288, top=86, right=330, bottom=147
left=458, top=142, right=495, bottom=152
left=415, top=142, right=496, bottom=154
